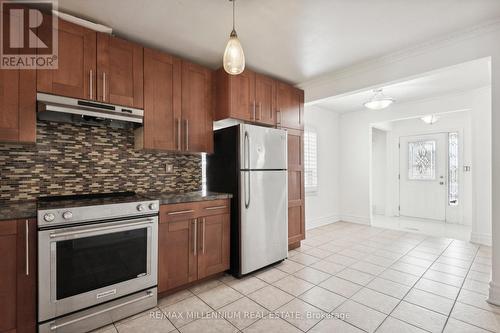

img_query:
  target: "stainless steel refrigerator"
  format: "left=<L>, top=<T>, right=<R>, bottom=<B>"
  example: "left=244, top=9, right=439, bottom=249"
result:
left=207, top=124, right=288, bottom=277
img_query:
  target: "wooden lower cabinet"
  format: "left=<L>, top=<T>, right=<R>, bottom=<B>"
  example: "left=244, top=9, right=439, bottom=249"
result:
left=0, top=219, right=36, bottom=333
left=158, top=200, right=230, bottom=294
left=287, top=129, right=305, bottom=245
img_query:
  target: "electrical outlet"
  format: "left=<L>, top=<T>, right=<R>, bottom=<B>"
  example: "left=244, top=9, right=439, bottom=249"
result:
left=165, top=163, right=174, bottom=174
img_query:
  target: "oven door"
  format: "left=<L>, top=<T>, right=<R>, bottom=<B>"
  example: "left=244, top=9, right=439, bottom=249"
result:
left=38, top=216, right=158, bottom=322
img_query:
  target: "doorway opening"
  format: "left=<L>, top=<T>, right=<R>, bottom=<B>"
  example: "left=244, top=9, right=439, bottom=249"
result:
left=370, top=111, right=472, bottom=240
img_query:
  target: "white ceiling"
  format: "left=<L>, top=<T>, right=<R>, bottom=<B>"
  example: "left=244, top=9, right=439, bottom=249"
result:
left=58, top=0, right=500, bottom=84
left=311, top=58, right=491, bottom=114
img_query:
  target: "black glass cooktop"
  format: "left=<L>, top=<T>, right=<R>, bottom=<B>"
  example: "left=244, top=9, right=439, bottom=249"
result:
left=37, top=192, right=152, bottom=210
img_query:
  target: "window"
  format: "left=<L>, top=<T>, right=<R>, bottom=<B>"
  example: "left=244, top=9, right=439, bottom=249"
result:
left=408, top=140, right=436, bottom=180
left=304, top=130, right=318, bottom=193
left=448, top=132, right=459, bottom=206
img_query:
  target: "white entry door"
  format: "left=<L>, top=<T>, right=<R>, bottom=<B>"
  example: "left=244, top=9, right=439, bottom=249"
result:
left=399, top=133, right=448, bottom=221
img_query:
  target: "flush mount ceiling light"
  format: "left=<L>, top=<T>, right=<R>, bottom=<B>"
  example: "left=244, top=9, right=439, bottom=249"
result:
left=363, top=88, right=395, bottom=110
left=421, top=115, right=439, bottom=125
left=223, top=0, right=245, bottom=75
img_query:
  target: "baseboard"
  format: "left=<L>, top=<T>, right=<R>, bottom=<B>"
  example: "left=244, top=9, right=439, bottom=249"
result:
left=306, top=215, right=341, bottom=230
left=340, top=214, right=371, bottom=225
left=470, top=232, right=492, bottom=246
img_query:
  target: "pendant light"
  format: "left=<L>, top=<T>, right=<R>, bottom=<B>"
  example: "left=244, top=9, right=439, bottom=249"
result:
left=363, top=88, right=395, bottom=110
left=223, top=0, right=245, bottom=75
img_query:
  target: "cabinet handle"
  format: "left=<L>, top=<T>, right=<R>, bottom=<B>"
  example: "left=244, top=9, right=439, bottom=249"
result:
left=167, top=209, right=194, bottom=216
left=258, top=102, right=262, bottom=120
left=89, top=70, right=93, bottom=100
left=205, top=205, right=227, bottom=210
left=185, top=119, right=189, bottom=151
left=176, top=118, right=181, bottom=151
left=193, top=219, right=198, bottom=256
left=252, top=101, right=256, bottom=121
left=102, top=72, right=106, bottom=102
left=25, top=220, right=29, bottom=276
left=276, top=110, right=281, bottom=127
left=202, top=218, right=206, bottom=254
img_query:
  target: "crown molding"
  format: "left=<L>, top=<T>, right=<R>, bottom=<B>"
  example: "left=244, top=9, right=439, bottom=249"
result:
left=298, top=18, right=500, bottom=91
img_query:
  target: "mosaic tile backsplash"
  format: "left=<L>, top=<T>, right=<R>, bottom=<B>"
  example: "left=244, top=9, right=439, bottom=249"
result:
left=0, top=121, right=202, bottom=201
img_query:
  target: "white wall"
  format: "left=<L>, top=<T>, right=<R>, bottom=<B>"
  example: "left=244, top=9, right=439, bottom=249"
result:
left=381, top=111, right=473, bottom=226
left=371, top=128, right=387, bottom=215
left=304, top=106, right=340, bottom=229
left=339, top=87, right=491, bottom=243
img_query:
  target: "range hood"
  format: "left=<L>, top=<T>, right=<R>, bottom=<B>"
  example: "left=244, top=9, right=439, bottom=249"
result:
left=37, top=93, right=144, bottom=125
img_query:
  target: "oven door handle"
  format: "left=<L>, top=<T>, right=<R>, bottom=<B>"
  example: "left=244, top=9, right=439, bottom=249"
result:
left=49, top=218, right=154, bottom=239
left=49, top=290, right=154, bottom=331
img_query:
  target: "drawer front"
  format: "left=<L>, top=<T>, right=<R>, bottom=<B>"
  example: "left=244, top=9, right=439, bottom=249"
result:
left=160, top=202, right=200, bottom=223
left=198, top=199, right=230, bottom=217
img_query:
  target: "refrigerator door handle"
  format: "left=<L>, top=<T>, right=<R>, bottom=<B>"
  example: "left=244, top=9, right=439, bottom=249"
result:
left=244, top=171, right=251, bottom=209
left=244, top=130, right=250, bottom=169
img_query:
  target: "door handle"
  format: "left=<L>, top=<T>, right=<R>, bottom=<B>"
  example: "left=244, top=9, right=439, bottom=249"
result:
left=102, top=72, right=106, bottom=102
left=25, top=220, right=29, bottom=276
left=176, top=118, right=181, bottom=151
left=244, top=171, right=251, bottom=209
left=185, top=119, right=189, bottom=151
left=89, top=70, right=93, bottom=100
left=49, top=219, right=154, bottom=238
left=202, top=218, right=206, bottom=254
left=193, top=219, right=198, bottom=256
left=244, top=131, right=250, bottom=170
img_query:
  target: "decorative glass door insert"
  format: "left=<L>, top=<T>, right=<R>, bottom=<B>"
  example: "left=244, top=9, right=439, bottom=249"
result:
left=408, top=140, right=436, bottom=180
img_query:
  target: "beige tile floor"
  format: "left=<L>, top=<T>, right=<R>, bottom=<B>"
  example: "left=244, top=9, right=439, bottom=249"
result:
left=94, top=221, right=498, bottom=333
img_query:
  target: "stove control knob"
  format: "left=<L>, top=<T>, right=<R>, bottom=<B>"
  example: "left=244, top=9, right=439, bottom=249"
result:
left=44, top=213, right=55, bottom=222
left=137, top=204, right=145, bottom=212
left=149, top=203, right=157, bottom=210
left=62, top=211, right=73, bottom=220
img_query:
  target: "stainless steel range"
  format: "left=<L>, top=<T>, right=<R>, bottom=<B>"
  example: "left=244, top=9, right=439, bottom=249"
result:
left=37, top=192, right=159, bottom=333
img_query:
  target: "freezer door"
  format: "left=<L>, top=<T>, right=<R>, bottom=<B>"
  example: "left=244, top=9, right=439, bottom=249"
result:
left=240, top=124, right=287, bottom=170
left=240, top=170, right=288, bottom=275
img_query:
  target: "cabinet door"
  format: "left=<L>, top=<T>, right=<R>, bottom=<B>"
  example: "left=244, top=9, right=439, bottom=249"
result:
left=16, top=219, right=36, bottom=333
left=97, top=33, right=143, bottom=108
left=197, top=214, right=230, bottom=279
left=287, top=129, right=305, bottom=245
left=229, top=69, right=255, bottom=122
left=0, top=221, right=17, bottom=332
left=37, top=18, right=96, bottom=100
left=158, top=219, right=198, bottom=293
left=0, top=68, right=36, bottom=144
left=277, top=83, right=303, bottom=130
left=255, top=74, right=275, bottom=126
left=181, top=61, right=213, bottom=153
left=143, top=48, right=181, bottom=151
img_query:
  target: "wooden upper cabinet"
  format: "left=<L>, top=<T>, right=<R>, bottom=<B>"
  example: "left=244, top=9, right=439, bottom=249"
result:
left=181, top=61, right=213, bottom=153
left=215, top=68, right=255, bottom=122
left=140, top=48, right=181, bottom=151
left=97, top=33, right=144, bottom=108
left=197, top=213, right=230, bottom=279
left=0, top=219, right=36, bottom=333
left=37, top=18, right=96, bottom=100
left=277, top=82, right=304, bottom=130
left=0, top=68, right=36, bottom=144
left=0, top=10, right=36, bottom=144
left=254, top=73, right=276, bottom=125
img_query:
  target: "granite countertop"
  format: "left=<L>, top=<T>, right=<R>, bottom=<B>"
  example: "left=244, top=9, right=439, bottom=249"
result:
left=0, top=200, right=37, bottom=221
left=0, top=191, right=232, bottom=222
left=146, top=191, right=233, bottom=205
